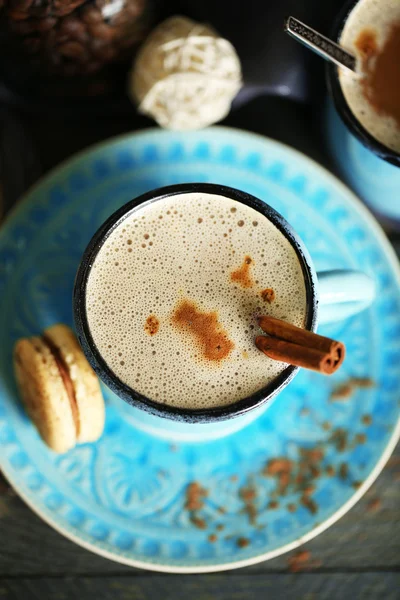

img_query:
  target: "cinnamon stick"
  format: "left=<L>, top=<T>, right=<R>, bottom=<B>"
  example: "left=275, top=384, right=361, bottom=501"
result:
left=256, top=317, right=345, bottom=375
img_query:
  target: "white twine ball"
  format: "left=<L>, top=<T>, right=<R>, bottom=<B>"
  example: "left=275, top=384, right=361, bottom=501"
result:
left=129, top=15, right=243, bottom=130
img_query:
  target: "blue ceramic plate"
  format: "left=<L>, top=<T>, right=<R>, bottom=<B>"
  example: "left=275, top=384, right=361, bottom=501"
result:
left=0, top=127, right=399, bottom=572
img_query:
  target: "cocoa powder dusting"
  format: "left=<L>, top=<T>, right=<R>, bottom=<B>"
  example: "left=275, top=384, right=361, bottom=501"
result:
left=357, top=24, right=400, bottom=128
left=144, top=315, right=160, bottom=336
left=172, top=299, right=234, bottom=362
left=230, top=255, right=254, bottom=288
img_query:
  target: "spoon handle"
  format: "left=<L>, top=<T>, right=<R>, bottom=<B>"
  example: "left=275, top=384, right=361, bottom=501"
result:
left=284, top=16, right=358, bottom=74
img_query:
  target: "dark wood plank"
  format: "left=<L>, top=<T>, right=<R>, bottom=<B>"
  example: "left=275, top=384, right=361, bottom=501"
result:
left=0, top=443, right=399, bottom=576
left=1, top=573, right=400, bottom=600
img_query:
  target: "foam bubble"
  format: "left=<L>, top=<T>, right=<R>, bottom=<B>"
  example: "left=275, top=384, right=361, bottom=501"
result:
left=339, top=0, right=400, bottom=152
left=86, top=192, right=307, bottom=410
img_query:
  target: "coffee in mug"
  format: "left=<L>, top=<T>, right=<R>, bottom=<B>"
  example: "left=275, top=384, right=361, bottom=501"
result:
left=339, top=0, right=400, bottom=153
left=85, top=190, right=307, bottom=410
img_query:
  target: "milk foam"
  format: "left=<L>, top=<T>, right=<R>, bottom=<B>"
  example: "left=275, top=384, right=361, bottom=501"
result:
left=86, top=192, right=307, bottom=410
left=339, top=0, right=400, bottom=152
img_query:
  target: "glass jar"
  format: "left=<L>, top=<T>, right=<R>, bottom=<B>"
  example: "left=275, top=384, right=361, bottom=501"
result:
left=0, top=0, right=154, bottom=103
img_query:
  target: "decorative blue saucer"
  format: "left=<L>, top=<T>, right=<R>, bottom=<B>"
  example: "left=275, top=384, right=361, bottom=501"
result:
left=0, top=127, right=399, bottom=572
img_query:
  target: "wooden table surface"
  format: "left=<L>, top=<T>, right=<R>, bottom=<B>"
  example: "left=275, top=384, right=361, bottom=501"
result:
left=0, top=96, right=399, bottom=600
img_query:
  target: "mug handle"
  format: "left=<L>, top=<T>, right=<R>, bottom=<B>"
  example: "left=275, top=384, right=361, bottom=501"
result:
left=317, top=270, right=376, bottom=325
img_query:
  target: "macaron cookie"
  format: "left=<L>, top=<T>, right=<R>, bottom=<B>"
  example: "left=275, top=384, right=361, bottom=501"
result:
left=14, top=324, right=105, bottom=453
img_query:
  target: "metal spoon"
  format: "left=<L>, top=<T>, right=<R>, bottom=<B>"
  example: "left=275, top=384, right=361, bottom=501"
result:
left=284, top=16, right=358, bottom=75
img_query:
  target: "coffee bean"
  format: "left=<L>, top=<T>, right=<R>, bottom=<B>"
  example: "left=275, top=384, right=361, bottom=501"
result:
left=81, top=6, right=102, bottom=25
left=59, top=16, right=87, bottom=40
left=94, top=0, right=108, bottom=9
left=24, top=1, right=52, bottom=19
left=9, top=0, right=34, bottom=12
left=58, top=40, right=88, bottom=61
left=90, top=39, right=116, bottom=61
left=7, top=9, right=30, bottom=20
left=55, top=33, right=70, bottom=46
left=36, top=16, right=57, bottom=31
left=121, top=0, right=146, bottom=19
left=53, top=0, right=85, bottom=17
left=87, top=22, right=115, bottom=41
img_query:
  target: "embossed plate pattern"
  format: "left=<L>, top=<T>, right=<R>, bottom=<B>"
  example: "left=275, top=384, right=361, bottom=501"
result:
left=0, top=127, right=399, bottom=572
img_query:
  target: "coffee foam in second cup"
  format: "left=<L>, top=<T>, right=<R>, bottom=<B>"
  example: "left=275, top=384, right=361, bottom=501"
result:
left=86, top=192, right=307, bottom=410
left=339, top=0, right=400, bottom=153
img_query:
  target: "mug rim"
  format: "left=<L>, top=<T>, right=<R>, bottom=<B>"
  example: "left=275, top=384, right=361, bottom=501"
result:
left=73, top=183, right=318, bottom=424
left=326, top=0, right=400, bottom=168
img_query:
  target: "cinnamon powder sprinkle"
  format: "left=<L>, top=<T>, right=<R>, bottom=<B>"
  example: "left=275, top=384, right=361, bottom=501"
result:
left=172, top=299, right=234, bottom=362
left=260, top=288, right=275, bottom=304
left=237, top=537, right=250, bottom=548
left=264, top=458, right=293, bottom=476
left=329, top=428, right=348, bottom=452
left=230, top=255, right=254, bottom=288
left=331, top=377, right=375, bottom=401
left=287, top=550, right=311, bottom=572
left=190, top=516, right=207, bottom=530
left=330, top=382, right=353, bottom=400
left=366, top=498, right=381, bottom=513
left=185, top=482, right=208, bottom=511
left=339, top=463, right=349, bottom=480
left=301, top=496, right=318, bottom=514
left=355, top=433, right=367, bottom=445
left=239, top=485, right=258, bottom=525
left=144, top=314, right=160, bottom=336
left=362, top=414, right=373, bottom=426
